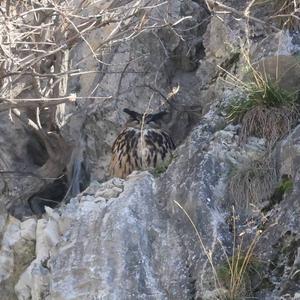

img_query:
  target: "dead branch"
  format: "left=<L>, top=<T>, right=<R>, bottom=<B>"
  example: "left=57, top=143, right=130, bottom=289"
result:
left=205, top=0, right=281, bottom=31
left=0, top=95, right=76, bottom=112
left=0, top=0, right=207, bottom=212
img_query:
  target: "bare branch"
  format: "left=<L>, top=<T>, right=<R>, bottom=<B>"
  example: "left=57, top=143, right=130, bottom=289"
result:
left=0, top=95, right=111, bottom=112
left=205, top=0, right=281, bottom=31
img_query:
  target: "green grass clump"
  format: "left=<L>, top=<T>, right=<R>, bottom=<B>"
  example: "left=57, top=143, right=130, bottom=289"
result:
left=227, top=73, right=299, bottom=145
left=227, top=78, right=298, bottom=123
left=153, top=164, right=168, bottom=176
left=217, top=254, right=263, bottom=300
left=277, top=176, right=293, bottom=194
left=152, top=156, right=173, bottom=177
left=262, top=175, right=293, bottom=212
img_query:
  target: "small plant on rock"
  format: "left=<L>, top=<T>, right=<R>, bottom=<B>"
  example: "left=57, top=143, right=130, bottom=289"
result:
left=228, top=156, right=278, bottom=211
left=216, top=207, right=264, bottom=300
left=217, top=253, right=262, bottom=300
left=174, top=201, right=264, bottom=300
left=262, top=174, right=293, bottom=212
left=227, top=70, right=299, bottom=145
left=152, top=156, right=174, bottom=177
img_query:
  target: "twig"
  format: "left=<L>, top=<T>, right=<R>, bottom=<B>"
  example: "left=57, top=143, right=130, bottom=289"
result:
left=205, top=0, right=280, bottom=31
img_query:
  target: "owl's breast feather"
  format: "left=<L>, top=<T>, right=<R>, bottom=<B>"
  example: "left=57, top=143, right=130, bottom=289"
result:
left=110, top=127, right=175, bottom=178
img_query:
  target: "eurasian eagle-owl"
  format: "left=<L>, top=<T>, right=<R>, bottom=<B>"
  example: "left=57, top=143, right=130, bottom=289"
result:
left=109, top=109, right=175, bottom=178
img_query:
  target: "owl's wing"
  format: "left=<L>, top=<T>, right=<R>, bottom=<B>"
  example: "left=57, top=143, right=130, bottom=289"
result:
left=143, top=130, right=176, bottom=168
left=109, top=129, right=142, bottom=178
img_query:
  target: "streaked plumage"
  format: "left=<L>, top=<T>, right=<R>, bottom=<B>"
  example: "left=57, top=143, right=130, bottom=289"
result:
left=109, top=109, right=175, bottom=178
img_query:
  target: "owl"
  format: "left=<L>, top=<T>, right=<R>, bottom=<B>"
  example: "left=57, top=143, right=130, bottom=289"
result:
left=109, top=108, right=175, bottom=178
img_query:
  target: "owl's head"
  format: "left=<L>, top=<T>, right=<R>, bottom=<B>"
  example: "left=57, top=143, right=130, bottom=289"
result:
left=123, top=108, right=167, bottom=129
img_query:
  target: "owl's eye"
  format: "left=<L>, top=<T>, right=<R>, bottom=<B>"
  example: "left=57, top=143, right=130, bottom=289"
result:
left=132, top=119, right=139, bottom=125
left=147, top=120, right=156, bottom=125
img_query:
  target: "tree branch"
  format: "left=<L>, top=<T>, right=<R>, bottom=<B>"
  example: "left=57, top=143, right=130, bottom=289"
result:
left=205, top=0, right=280, bottom=31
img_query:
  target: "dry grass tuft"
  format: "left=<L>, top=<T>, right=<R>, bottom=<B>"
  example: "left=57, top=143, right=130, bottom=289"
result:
left=217, top=254, right=261, bottom=299
left=228, top=157, right=278, bottom=211
left=227, top=71, right=299, bottom=145
left=216, top=207, right=264, bottom=300
left=239, top=105, right=298, bottom=145
left=174, top=201, right=265, bottom=300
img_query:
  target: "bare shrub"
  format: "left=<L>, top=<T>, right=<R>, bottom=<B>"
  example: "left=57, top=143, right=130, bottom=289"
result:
left=0, top=0, right=188, bottom=211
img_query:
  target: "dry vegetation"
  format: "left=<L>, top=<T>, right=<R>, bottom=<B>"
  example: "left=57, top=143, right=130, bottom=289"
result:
left=222, top=1, right=300, bottom=146
left=226, top=68, right=299, bottom=146
left=224, top=0, right=300, bottom=146
left=0, top=0, right=189, bottom=206
left=256, top=0, right=300, bottom=31
left=217, top=212, right=263, bottom=300
left=174, top=200, right=264, bottom=300
left=228, top=156, right=278, bottom=211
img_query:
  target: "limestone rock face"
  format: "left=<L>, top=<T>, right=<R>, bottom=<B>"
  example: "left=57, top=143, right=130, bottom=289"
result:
left=69, top=0, right=210, bottom=181
left=0, top=114, right=38, bottom=217
left=15, top=175, right=191, bottom=299
left=254, top=55, right=300, bottom=92
left=253, top=125, right=300, bottom=299
left=11, top=114, right=271, bottom=299
left=0, top=217, right=36, bottom=300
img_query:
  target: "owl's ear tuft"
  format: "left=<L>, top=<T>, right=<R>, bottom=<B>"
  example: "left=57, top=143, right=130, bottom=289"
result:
left=148, top=111, right=168, bottom=122
left=123, top=108, right=141, bottom=120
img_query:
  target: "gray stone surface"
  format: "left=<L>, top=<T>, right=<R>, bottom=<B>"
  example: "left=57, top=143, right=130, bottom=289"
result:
left=253, top=125, right=300, bottom=300
left=0, top=217, right=36, bottom=300
left=12, top=109, right=269, bottom=299
left=15, top=175, right=191, bottom=299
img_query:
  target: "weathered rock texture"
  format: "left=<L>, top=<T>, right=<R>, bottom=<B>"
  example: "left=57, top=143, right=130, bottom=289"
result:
left=28, top=175, right=192, bottom=299
left=0, top=216, right=36, bottom=300
left=0, top=0, right=300, bottom=299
